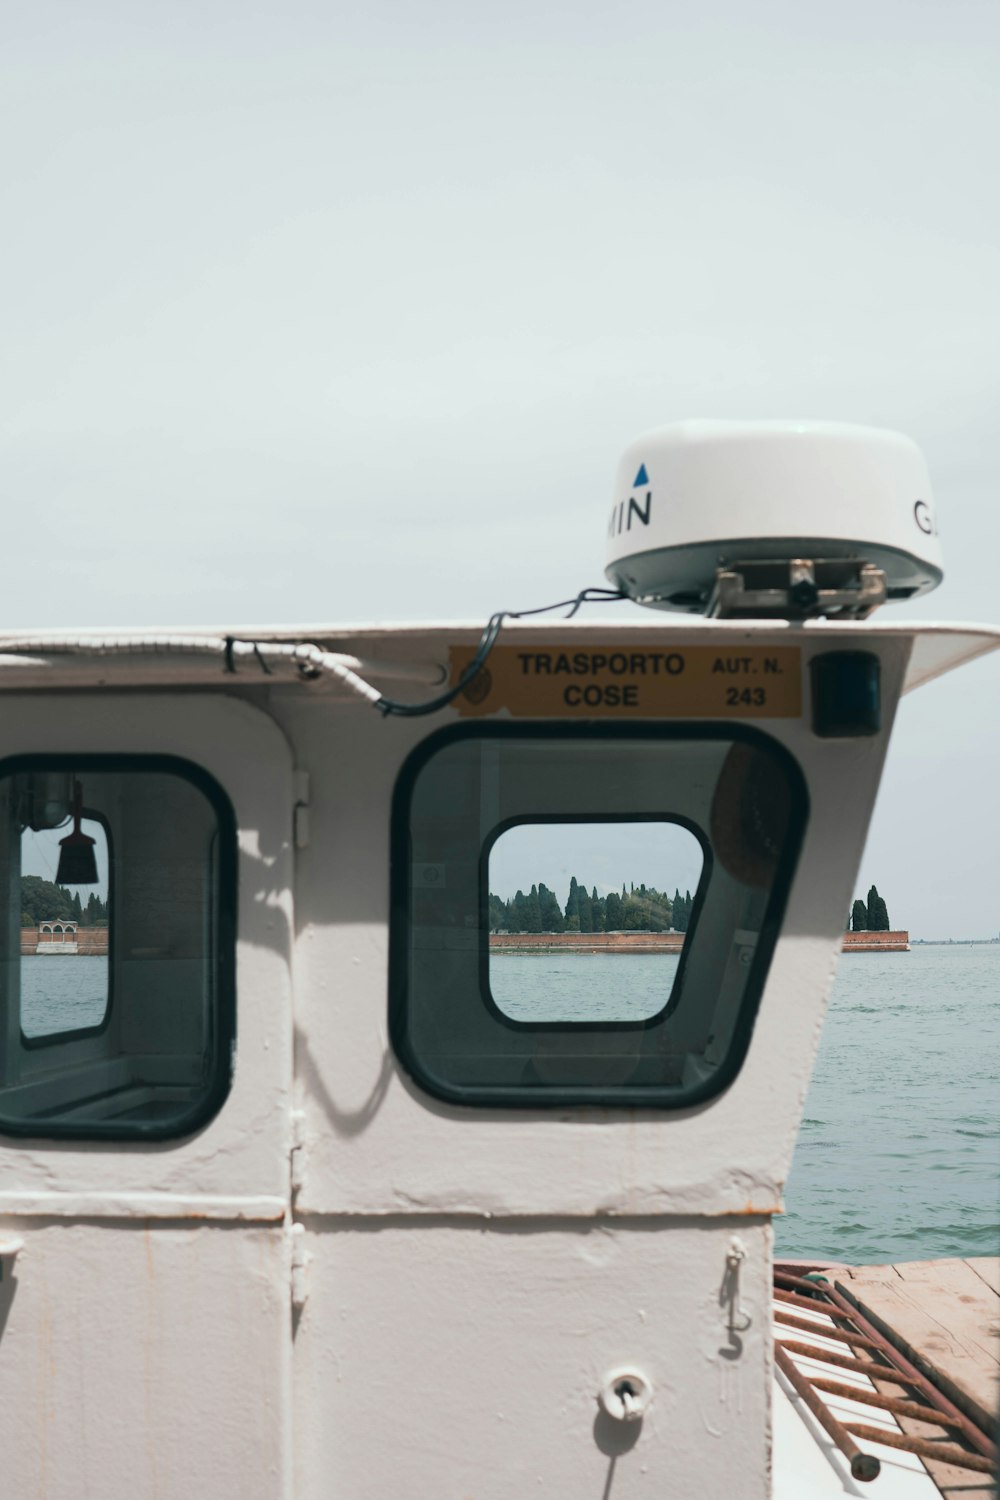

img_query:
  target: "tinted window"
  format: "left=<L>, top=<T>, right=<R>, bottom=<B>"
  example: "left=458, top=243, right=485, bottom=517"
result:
left=21, top=814, right=111, bottom=1040
left=391, top=725, right=806, bottom=1107
left=0, top=758, right=236, bottom=1139
left=488, top=820, right=705, bottom=1023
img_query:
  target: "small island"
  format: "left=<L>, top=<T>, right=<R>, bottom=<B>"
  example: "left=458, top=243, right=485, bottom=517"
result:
left=843, top=884, right=909, bottom=951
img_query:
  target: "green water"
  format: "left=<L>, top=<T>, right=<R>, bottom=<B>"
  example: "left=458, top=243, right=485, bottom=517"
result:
left=778, top=944, right=1000, bottom=1262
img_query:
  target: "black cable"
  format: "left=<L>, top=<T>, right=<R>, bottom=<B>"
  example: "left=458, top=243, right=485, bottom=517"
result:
left=376, top=586, right=628, bottom=718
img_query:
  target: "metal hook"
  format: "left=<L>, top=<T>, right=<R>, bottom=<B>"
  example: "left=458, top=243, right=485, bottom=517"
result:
left=726, top=1236, right=752, bottom=1334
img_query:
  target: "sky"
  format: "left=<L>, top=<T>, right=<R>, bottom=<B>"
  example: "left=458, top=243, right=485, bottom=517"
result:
left=3, top=2, right=999, bottom=936
left=490, top=822, right=705, bottom=911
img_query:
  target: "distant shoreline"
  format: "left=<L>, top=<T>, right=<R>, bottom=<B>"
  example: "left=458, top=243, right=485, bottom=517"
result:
left=910, top=938, right=999, bottom=946
left=488, top=930, right=964, bottom=955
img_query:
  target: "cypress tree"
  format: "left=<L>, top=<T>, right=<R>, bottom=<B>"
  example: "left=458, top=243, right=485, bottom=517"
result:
left=850, top=899, right=868, bottom=932
left=866, top=885, right=890, bottom=932
left=524, top=884, right=543, bottom=933
left=564, top=877, right=580, bottom=927
left=538, top=883, right=564, bottom=932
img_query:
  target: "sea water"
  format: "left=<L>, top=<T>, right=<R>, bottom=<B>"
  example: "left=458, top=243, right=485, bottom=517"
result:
left=779, top=944, right=999, bottom=1262
left=22, top=955, right=109, bottom=1037
left=492, top=944, right=1000, bottom=1263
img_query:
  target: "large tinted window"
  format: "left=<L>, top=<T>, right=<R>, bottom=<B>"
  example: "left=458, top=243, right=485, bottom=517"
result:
left=391, top=725, right=806, bottom=1108
left=0, top=757, right=236, bottom=1139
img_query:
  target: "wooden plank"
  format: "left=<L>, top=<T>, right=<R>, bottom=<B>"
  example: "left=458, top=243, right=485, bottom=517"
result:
left=967, top=1258, right=1000, bottom=1299
left=835, top=1260, right=1000, bottom=1439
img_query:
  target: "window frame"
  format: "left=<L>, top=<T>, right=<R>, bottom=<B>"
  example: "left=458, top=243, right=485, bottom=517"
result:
left=389, top=720, right=809, bottom=1109
left=0, top=752, right=238, bottom=1142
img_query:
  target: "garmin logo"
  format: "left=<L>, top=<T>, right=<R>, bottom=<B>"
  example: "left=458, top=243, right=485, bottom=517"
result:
left=913, top=499, right=936, bottom=536
left=608, top=464, right=652, bottom=539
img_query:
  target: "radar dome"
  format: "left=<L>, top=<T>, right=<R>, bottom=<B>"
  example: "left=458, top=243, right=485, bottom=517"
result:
left=604, top=420, right=943, bottom=615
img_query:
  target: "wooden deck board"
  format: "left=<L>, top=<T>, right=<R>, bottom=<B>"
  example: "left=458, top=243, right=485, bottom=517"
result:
left=834, top=1259, right=999, bottom=1500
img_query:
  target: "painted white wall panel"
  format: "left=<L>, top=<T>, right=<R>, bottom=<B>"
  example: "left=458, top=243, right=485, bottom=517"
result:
left=293, top=1217, right=772, bottom=1500
left=0, top=1221, right=292, bottom=1499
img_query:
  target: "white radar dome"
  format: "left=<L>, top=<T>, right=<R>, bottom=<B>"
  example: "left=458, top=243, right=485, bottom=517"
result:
left=604, top=420, right=943, bottom=615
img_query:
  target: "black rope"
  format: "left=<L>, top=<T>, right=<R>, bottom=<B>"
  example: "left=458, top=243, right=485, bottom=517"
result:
left=376, top=587, right=627, bottom=718
left=223, top=636, right=236, bottom=674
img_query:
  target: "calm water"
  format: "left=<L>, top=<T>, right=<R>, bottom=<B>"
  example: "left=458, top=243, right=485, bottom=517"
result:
left=22, top=955, right=109, bottom=1037
left=492, top=945, right=999, bottom=1262
left=779, top=945, right=999, bottom=1262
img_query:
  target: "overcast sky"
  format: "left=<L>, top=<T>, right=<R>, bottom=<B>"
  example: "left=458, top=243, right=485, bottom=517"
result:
left=4, top=2, right=998, bottom=936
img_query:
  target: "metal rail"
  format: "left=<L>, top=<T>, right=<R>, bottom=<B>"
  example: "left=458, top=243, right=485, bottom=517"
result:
left=773, top=1267, right=998, bottom=1482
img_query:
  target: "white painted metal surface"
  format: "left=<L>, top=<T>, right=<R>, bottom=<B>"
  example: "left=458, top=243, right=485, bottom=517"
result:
left=605, top=420, right=943, bottom=606
left=0, top=618, right=994, bottom=1497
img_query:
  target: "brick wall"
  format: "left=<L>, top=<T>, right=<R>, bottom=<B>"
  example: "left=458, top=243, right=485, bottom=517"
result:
left=489, top=931, right=685, bottom=953
left=21, top=927, right=109, bottom=955
left=841, top=930, right=910, bottom=951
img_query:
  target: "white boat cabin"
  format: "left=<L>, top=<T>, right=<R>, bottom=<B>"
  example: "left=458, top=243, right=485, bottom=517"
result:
left=0, top=423, right=995, bottom=1497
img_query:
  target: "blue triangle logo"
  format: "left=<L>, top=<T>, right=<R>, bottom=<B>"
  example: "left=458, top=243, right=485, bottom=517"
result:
left=633, top=464, right=649, bottom=487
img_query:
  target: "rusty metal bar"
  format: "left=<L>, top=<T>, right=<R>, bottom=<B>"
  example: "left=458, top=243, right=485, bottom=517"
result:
left=778, top=1338, right=915, bottom=1386
left=775, top=1343, right=880, bottom=1482
left=774, top=1286, right=866, bottom=1317
left=827, top=1283, right=998, bottom=1462
left=772, top=1308, right=882, bottom=1353
left=809, top=1377, right=964, bottom=1430
left=843, top=1422, right=996, bottom=1476
left=774, top=1269, right=839, bottom=1295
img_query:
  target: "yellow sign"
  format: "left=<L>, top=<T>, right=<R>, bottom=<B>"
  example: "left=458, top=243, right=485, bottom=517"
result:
left=450, top=644, right=802, bottom=719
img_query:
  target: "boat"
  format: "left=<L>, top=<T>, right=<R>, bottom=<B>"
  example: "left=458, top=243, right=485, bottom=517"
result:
left=0, top=420, right=995, bottom=1496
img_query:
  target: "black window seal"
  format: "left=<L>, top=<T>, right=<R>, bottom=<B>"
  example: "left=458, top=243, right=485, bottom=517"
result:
left=0, top=753, right=238, bottom=1144
left=389, top=719, right=809, bottom=1110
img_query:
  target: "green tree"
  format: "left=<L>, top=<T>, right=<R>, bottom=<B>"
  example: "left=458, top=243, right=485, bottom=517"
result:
left=672, top=887, right=686, bottom=933
left=537, top=883, right=564, bottom=932
left=850, top=899, right=868, bottom=932
left=20, top=876, right=76, bottom=925
left=604, top=891, right=623, bottom=930
left=577, top=881, right=594, bottom=933
left=867, top=885, right=890, bottom=932
left=488, top=893, right=509, bottom=931
left=523, top=885, right=543, bottom=933
left=564, top=877, right=580, bottom=928
left=87, top=891, right=109, bottom=927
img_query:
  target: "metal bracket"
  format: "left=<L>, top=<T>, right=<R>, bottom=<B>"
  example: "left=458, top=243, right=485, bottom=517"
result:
left=707, top=559, right=887, bottom=620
